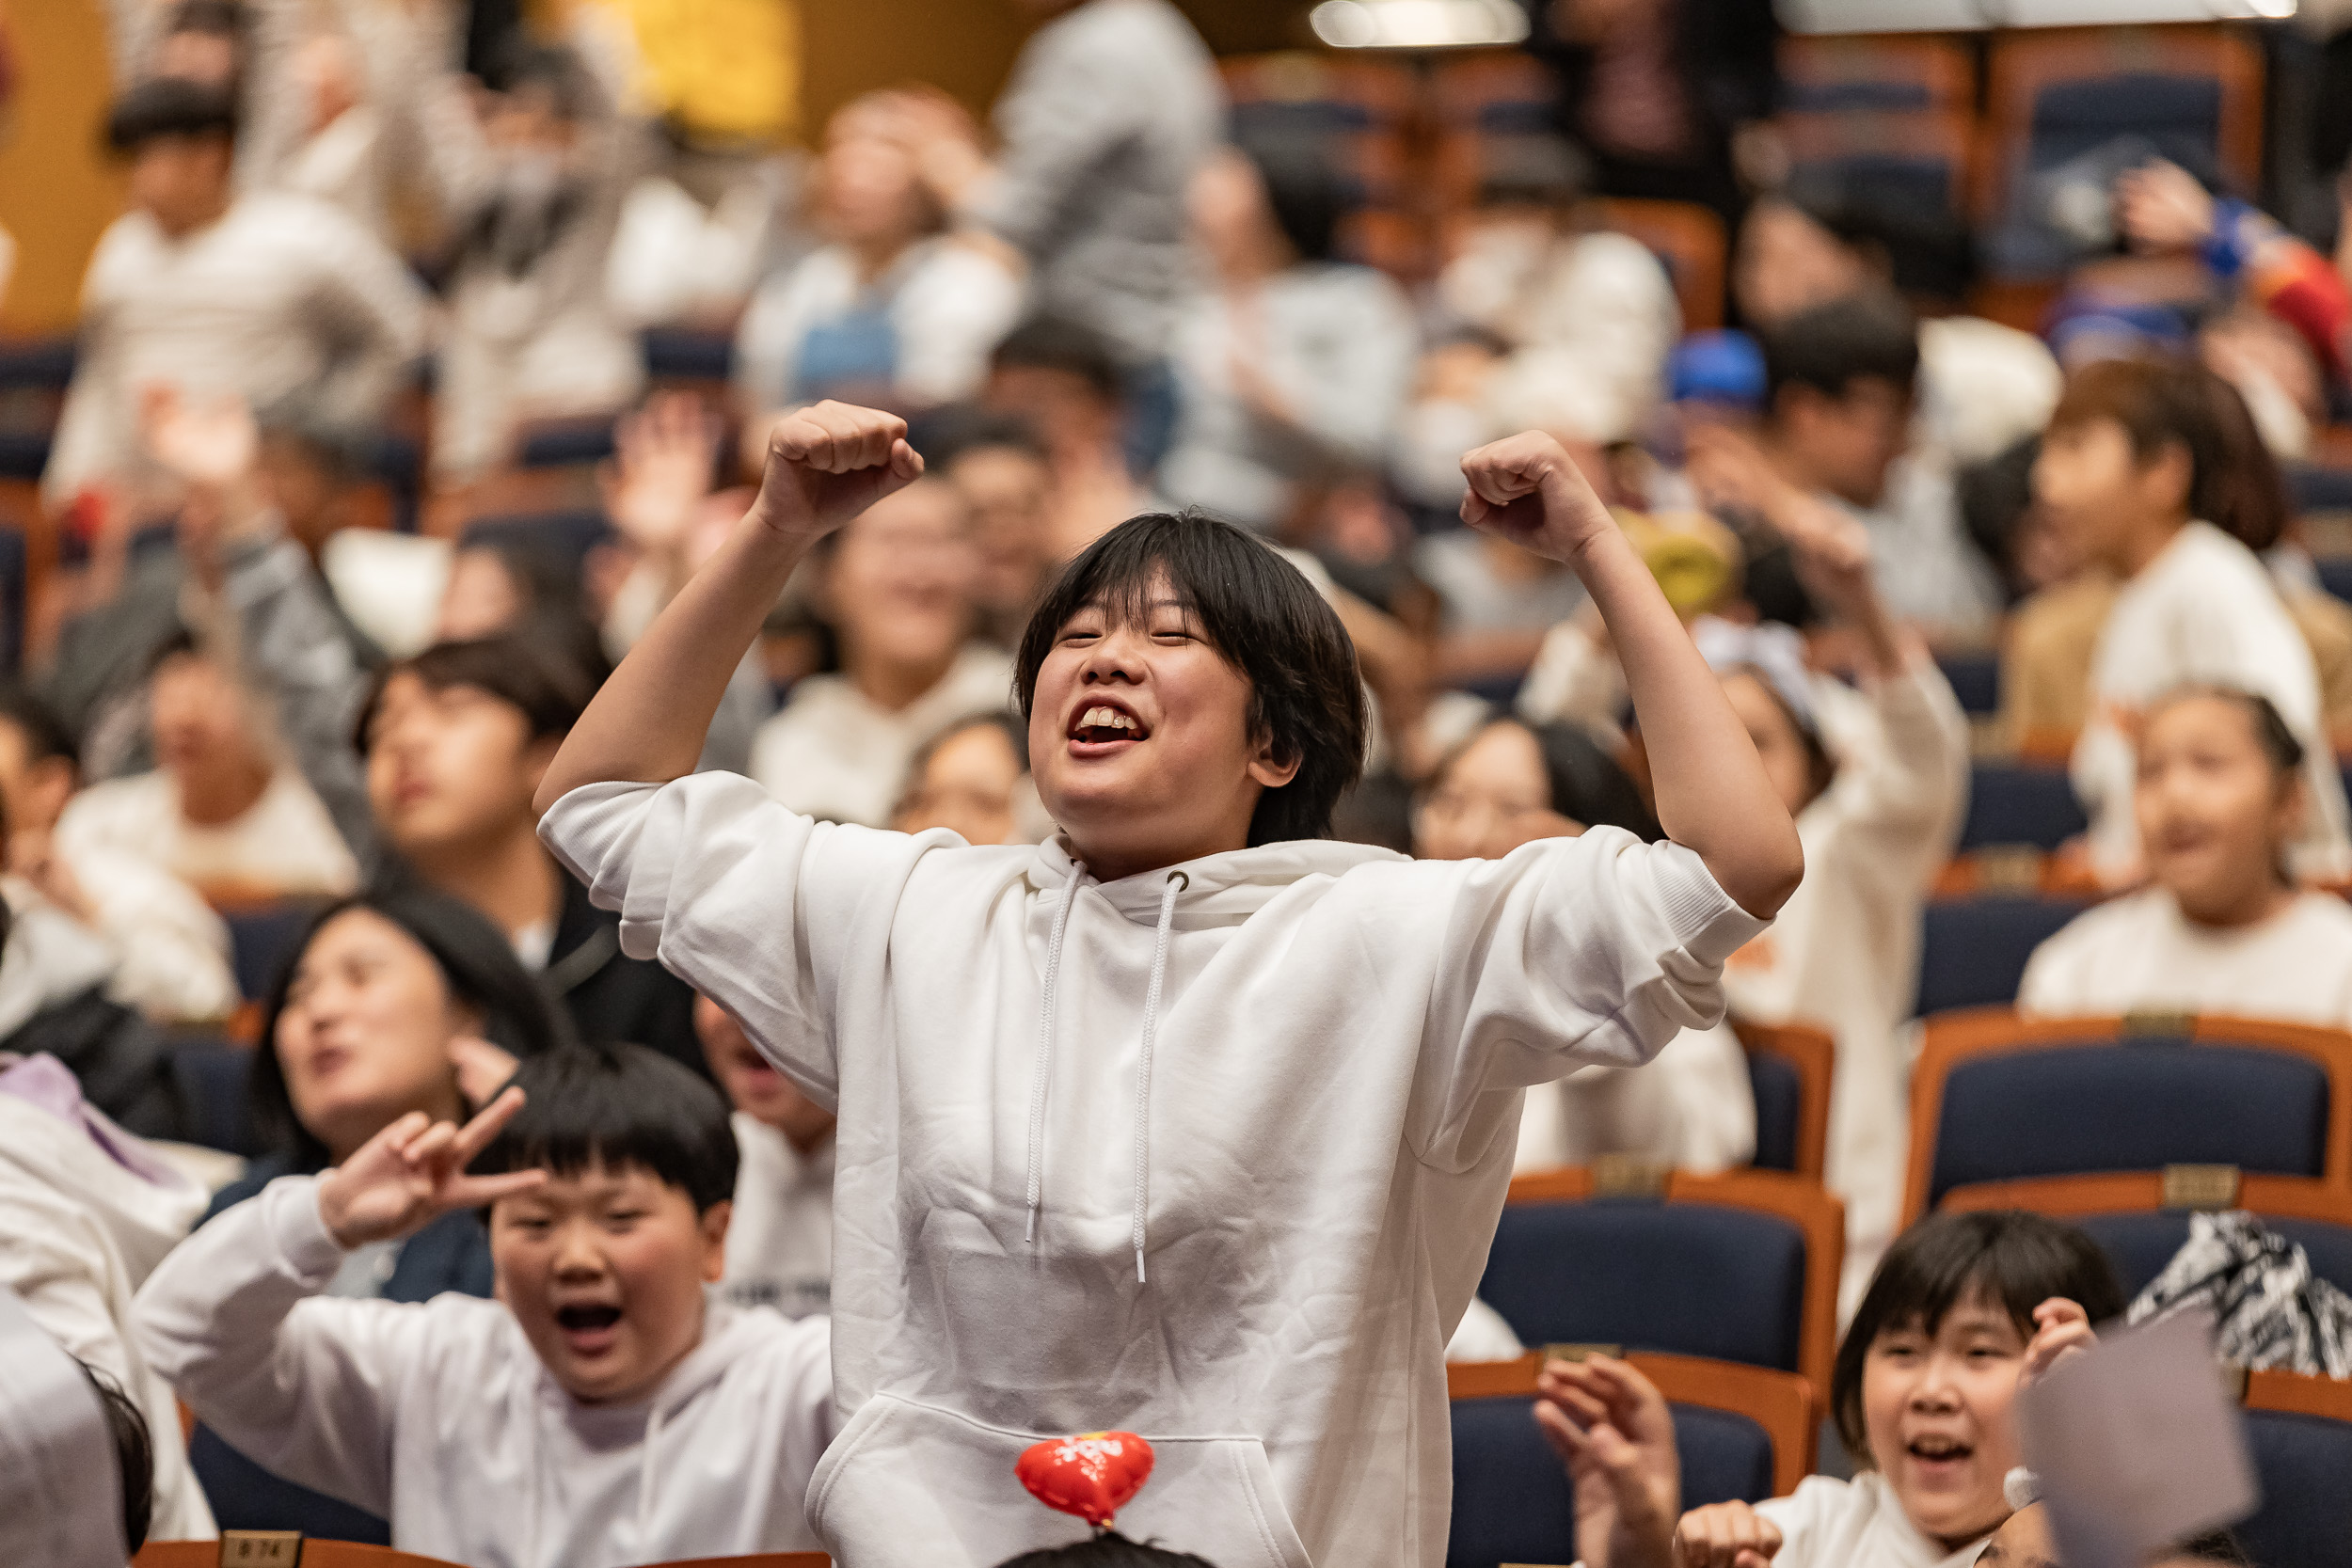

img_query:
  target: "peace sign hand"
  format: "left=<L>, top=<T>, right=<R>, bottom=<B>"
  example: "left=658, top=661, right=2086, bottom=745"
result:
left=316, top=1087, right=545, bottom=1249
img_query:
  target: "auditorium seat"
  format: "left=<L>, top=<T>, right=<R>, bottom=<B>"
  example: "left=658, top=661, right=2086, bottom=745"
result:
left=167, top=1037, right=256, bottom=1157
left=1777, top=32, right=1976, bottom=114
left=216, top=898, right=326, bottom=1002
left=1958, top=762, right=2087, bottom=852
left=1482, top=1166, right=1843, bottom=1393
left=2238, top=1370, right=2352, bottom=1568
left=1446, top=1353, right=1810, bottom=1568
left=1914, top=893, right=2090, bottom=1017
left=1903, top=1011, right=2352, bottom=1224
left=187, top=1421, right=392, bottom=1546
left=1734, top=1021, right=1832, bottom=1180
left=1935, top=651, right=2000, bottom=718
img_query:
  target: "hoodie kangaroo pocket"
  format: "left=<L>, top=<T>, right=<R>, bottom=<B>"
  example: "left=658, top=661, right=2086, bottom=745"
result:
left=808, top=1394, right=1315, bottom=1568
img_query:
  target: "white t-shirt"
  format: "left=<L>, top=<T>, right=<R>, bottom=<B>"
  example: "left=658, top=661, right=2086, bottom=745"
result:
left=2074, top=521, right=2352, bottom=884
left=1756, top=1474, right=1988, bottom=1568
left=723, top=1114, right=834, bottom=1321
left=733, top=240, right=1023, bottom=412
left=748, top=645, right=1016, bottom=829
left=2019, top=888, right=2352, bottom=1026
left=57, top=768, right=360, bottom=899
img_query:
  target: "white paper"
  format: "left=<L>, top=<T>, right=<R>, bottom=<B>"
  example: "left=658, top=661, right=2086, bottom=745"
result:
left=2015, top=1307, right=2259, bottom=1568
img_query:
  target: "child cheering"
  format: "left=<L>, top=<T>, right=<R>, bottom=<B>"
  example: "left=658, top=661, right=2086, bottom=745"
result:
left=533, top=403, right=1803, bottom=1567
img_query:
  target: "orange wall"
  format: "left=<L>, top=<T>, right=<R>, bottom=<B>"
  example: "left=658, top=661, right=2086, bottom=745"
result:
left=0, top=2, right=128, bottom=334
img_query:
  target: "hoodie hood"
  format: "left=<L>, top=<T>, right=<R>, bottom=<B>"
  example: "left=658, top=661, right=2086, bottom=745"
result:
left=1025, top=834, right=1405, bottom=924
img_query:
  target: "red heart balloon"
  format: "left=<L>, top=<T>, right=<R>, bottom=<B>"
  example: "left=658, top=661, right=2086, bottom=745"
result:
left=1015, top=1431, right=1155, bottom=1528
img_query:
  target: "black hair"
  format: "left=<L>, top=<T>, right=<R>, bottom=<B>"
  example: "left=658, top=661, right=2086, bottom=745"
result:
left=481, top=39, right=600, bottom=123
left=993, top=316, right=1124, bottom=404
left=0, top=683, right=79, bottom=770
left=1833, top=1212, right=2126, bottom=1461
left=1234, top=135, right=1345, bottom=264
left=164, top=0, right=249, bottom=42
left=1761, top=292, right=1920, bottom=408
left=1013, top=513, right=1368, bottom=847
left=471, top=1042, right=739, bottom=1213
left=2145, top=684, right=2306, bottom=780
left=1957, top=435, right=2042, bottom=603
left=104, top=76, right=239, bottom=153
left=1769, top=179, right=1975, bottom=304
left=917, top=406, right=1050, bottom=467
left=2177, top=1528, right=2252, bottom=1565
left=1430, top=717, right=1661, bottom=842
left=993, top=1534, right=1220, bottom=1568
left=250, top=881, right=574, bottom=1170
left=450, top=540, right=615, bottom=685
left=78, top=1361, right=153, bottom=1553
left=357, top=633, right=595, bottom=753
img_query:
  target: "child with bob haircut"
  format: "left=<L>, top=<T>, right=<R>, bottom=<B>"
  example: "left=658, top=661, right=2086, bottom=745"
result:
left=2034, top=356, right=2352, bottom=885
left=131, top=1044, right=836, bottom=1564
left=1537, top=1210, right=2125, bottom=1568
left=2022, top=685, right=2352, bottom=1024
left=531, top=401, right=1804, bottom=1567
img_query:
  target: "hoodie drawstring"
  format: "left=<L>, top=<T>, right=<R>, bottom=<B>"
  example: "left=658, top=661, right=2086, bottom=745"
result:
left=1132, top=870, right=1186, bottom=1283
left=1025, top=862, right=1086, bottom=1242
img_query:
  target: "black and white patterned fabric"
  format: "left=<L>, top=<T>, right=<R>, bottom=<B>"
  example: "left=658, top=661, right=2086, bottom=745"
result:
left=2128, top=1212, right=2352, bottom=1378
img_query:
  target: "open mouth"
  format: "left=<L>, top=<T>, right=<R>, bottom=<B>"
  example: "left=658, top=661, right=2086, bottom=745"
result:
left=555, top=1303, right=624, bottom=1354
left=1069, top=703, right=1149, bottom=752
left=1906, top=1434, right=1973, bottom=1473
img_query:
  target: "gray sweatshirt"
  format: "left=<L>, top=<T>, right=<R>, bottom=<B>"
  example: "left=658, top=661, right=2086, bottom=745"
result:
left=968, top=0, right=1222, bottom=365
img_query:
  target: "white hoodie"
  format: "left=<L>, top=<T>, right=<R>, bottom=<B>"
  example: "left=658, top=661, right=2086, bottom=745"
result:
left=131, top=1175, right=837, bottom=1566
left=539, top=771, right=1766, bottom=1568
left=0, top=1056, right=214, bottom=1543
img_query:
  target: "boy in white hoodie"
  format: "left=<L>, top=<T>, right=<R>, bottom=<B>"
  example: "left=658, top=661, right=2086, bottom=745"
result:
left=132, top=1043, right=836, bottom=1566
left=530, top=401, right=1804, bottom=1568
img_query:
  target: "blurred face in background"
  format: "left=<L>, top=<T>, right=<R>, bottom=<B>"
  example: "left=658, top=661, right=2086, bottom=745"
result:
left=1736, top=199, right=1870, bottom=329
left=275, top=907, right=470, bottom=1163
left=129, top=133, right=234, bottom=236
left=821, top=102, right=934, bottom=254
left=366, top=672, right=553, bottom=857
left=694, top=993, right=835, bottom=1151
left=894, top=720, right=1025, bottom=847
left=1415, top=721, right=1557, bottom=862
left=151, top=649, right=265, bottom=789
left=949, top=442, right=1056, bottom=619
left=2135, top=693, right=2302, bottom=927
left=438, top=547, right=530, bottom=643
left=1776, top=375, right=1912, bottom=509
left=292, top=30, right=359, bottom=135
left=1721, top=670, right=1823, bottom=817
left=2032, top=416, right=2191, bottom=576
left=1188, top=150, right=1284, bottom=277
left=1858, top=1291, right=2030, bottom=1549
left=823, top=480, right=979, bottom=683
left=987, top=364, right=1122, bottom=469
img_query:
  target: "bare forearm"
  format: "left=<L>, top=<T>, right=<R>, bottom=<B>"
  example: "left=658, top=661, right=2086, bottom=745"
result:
left=535, top=513, right=809, bottom=811
left=1573, top=531, right=1803, bottom=917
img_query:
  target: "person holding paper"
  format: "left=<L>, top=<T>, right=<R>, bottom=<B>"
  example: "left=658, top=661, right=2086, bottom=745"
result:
left=1535, top=1211, right=2123, bottom=1568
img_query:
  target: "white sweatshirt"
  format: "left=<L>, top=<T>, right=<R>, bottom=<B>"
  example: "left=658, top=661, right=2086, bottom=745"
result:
left=2075, top=521, right=2352, bottom=884
left=1515, top=1020, right=1755, bottom=1175
left=2019, top=888, right=2352, bottom=1027
left=0, top=1062, right=215, bottom=1542
left=131, top=1175, right=837, bottom=1566
left=540, top=772, right=1764, bottom=1568
left=1717, top=661, right=1969, bottom=1316
left=1756, top=1474, right=1988, bottom=1568
left=723, top=1113, right=835, bottom=1320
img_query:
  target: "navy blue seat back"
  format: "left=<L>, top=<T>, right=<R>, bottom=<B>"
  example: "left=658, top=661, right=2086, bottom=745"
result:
left=168, top=1039, right=257, bottom=1156
left=2075, top=1212, right=2352, bottom=1299
left=1928, top=1044, right=2330, bottom=1208
left=1915, top=895, right=2090, bottom=1018
left=517, top=420, right=618, bottom=468
left=1481, top=1199, right=1806, bottom=1372
left=1935, top=653, right=2001, bottom=718
left=190, top=1423, right=390, bottom=1544
left=1960, top=763, right=2087, bottom=851
left=2239, top=1408, right=2352, bottom=1568
left=1448, top=1395, right=1775, bottom=1568
left=224, top=901, right=325, bottom=1003
left=2320, top=557, right=2352, bottom=607
left=1745, top=1053, right=1801, bottom=1175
